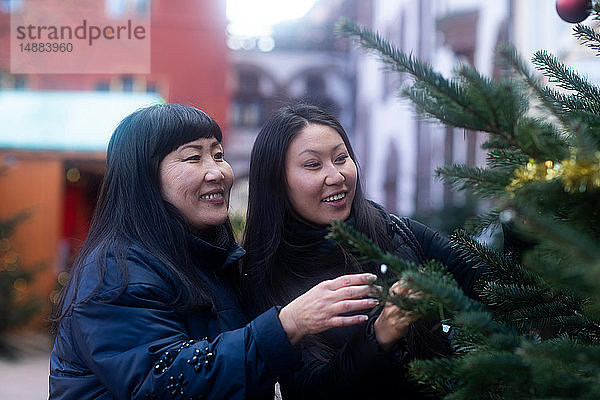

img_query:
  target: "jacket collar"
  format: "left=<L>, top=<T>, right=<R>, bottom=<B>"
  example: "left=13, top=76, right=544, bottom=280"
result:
left=187, top=233, right=246, bottom=270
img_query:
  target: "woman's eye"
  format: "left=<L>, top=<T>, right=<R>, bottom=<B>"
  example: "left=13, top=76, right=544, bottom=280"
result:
left=214, top=152, right=224, bottom=160
left=335, top=154, right=348, bottom=163
left=183, top=155, right=201, bottom=162
left=304, top=162, right=321, bottom=168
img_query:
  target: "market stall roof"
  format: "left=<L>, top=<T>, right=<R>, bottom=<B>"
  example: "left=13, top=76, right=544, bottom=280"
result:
left=0, top=90, right=163, bottom=151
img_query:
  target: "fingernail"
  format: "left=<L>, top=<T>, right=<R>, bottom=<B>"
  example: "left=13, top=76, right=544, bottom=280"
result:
left=366, top=274, right=377, bottom=282
left=369, top=299, right=379, bottom=306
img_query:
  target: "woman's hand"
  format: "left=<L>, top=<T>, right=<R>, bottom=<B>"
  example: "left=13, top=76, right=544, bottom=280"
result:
left=374, top=280, right=421, bottom=351
left=279, top=273, right=378, bottom=345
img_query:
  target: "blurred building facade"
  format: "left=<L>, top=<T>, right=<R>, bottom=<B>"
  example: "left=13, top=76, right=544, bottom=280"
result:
left=0, top=0, right=228, bottom=326
left=1, top=0, right=228, bottom=122
left=226, top=0, right=600, bottom=223
left=226, top=0, right=508, bottom=219
left=225, top=0, right=358, bottom=179
left=353, top=0, right=509, bottom=217
left=354, top=0, right=599, bottom=218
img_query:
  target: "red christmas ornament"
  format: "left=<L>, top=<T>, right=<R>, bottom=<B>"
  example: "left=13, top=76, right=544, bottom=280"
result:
left=556, top=0, right=592, bottom=23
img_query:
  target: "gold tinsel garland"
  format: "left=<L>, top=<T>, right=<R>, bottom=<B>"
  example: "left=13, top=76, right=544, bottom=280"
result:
left=507, top=151, right=600, bottom=193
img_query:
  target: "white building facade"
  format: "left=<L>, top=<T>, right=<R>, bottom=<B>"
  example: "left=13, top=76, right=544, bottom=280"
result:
left=354, top=0, right=509, bottom=216
left=227, top=0, right=599, bottom=219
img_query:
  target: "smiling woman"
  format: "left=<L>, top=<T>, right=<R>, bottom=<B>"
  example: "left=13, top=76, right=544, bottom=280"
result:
left=243, top=104, right=482, bottom=400
left=284, top=124, right=357, bottom=226
left=159, top=137, right=233, bottom=231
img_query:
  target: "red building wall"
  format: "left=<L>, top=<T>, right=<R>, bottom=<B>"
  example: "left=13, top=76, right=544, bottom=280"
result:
left=0, top=0, right=229, bottom=329
left=1, top=0, right=229, bottom=129
left=151, top=0, right=229, bottom=126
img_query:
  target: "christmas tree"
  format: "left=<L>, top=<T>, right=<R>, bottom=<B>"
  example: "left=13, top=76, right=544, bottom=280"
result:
left=332, top=3, right=600, bottom=398
left=0, top=210, right=40, bottom=357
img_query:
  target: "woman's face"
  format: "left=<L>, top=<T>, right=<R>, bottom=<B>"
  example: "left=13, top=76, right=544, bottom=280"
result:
left=159, top=137, right=234, bottom=231
left=284, top=124, right=357, bottom=226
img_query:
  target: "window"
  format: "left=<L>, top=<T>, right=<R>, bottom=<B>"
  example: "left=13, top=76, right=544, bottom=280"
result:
left=13, top=75, right=26, bottom=89
left=231, top=100, right=263, bottom=128
left=106, top=0, right=149, bottom=17
left=0, top=0, right=22, bottom=13
left=122, top=76, right=133, bottom=92
left=96, top=82, right=110, bottom=91
left=146, top=83, right=157, bottom=93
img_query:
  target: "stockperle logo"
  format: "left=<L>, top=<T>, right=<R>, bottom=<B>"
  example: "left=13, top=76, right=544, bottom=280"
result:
left=10, top=0, right=150, bottom=74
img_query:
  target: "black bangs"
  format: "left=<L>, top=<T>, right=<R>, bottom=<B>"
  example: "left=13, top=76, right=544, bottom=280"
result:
left=149, top=104, right=223, bottom=161
left=105, top=103, right=223, bottom=184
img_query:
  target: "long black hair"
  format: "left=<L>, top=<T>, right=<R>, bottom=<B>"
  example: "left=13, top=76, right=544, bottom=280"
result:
left=244, top=104, right=452, bottom=367
left=52, top=104, right=230, bottom=331
left=244, top=104, right=453, bottom=369
left=243, top=104, right=392, bottom=313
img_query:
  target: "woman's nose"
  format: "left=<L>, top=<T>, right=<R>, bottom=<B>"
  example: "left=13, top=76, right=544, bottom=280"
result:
left=205, top=165, right=224, bottom=182
left=325, top=166, right=345, bottom=186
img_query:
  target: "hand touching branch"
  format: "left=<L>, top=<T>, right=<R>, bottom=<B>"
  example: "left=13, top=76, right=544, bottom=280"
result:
left=279, top=273, right=378, bottom=345
left=374, top=280, right=421, bottom=351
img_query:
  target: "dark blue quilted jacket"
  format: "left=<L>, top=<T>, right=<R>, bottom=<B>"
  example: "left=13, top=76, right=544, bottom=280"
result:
left=49, top=235, right=298, bottom=399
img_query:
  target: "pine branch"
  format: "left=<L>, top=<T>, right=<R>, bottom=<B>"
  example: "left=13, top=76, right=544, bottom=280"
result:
left=327, top=220, right=418, bottom=274
left=573, top=23, right=600, bottom=56
left=409, top=357, right=458, bottom=396
left=524, top=339, right=600, bottom=398
left=505, top=299, right=586, bottom=329
left=339, top=19, right=574, bottom=162
left=399, top=263, right=485, bottom=318
left=481, top=137, right=513, bottom=150
left=532, top=50, right=600, bottom=104
left=445, top=336, right=600, bottom=398
left=328, top=220, right=496, bottom=326
left=336, top=18, right=465, bottom=108
left=513, top=117, right=570, bottom=161
left=516, top=206, right=600, bottom=265
left=338, top=15, right=600, bottom=399
left=328, top=221, right=484, bottom=319
left=553, top=315, right=600, bottom=342
left=452, top=351, right=531, bottom=399
left=337, top=18, right=525, bottom=146
left=486, top=148, right=530, bottom=169
left=498, top=45, right=578, bottom=133
left=435, top=165, right=512, bottom=198
left=530, top=336, right=600, bottom=366
left=463, top=209, right=501, bottom=236
left=450, top=230, right=549, bottom=289
left=501, top=44, right=600, bottom=151
left=522, top=242, right=600, bottom=314
left=402, top=86, right=491, bottom=133
left=479, top=282, right=551, bottom=312
left=456, top=65, right=527, bottom=138
left=540, top=86, right=600, bottom=115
